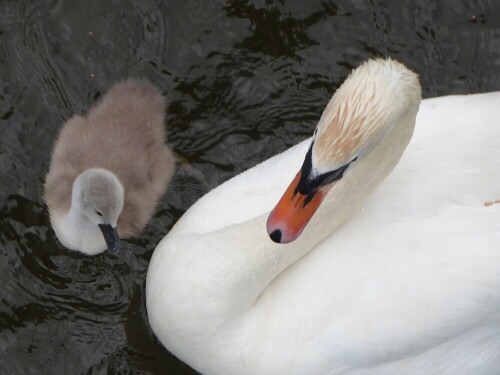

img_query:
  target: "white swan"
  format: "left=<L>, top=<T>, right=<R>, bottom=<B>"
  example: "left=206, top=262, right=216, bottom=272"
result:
left=45, top=79, right=174, bottom=255
left=147, top=59, right=500, bottom=374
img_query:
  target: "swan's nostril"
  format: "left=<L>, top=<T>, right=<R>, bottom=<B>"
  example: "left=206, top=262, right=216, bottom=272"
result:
left=269, top=229, right=282, bottom=243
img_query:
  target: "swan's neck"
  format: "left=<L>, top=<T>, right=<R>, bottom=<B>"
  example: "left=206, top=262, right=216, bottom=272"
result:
left=51, top=191, right=106, bottom=255
left=149, top=110, right=416, bottom=357
left=203, top=120, right=411, bottom=315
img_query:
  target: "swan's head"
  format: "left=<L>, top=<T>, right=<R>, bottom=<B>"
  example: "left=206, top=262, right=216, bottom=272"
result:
left=267, top=58, right=421, bottom=243
left=73, top=168, right=124, bottom=252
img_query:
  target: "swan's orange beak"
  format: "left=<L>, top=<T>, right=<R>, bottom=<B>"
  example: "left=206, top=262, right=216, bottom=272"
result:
left=267, top=170, right=334, bottom=244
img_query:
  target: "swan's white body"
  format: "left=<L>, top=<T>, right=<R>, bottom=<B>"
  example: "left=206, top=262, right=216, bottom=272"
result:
left=147, top=59, right=500, bottom=374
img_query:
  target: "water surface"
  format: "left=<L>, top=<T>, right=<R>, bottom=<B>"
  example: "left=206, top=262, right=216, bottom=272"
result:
left=1, top=0, right=500, bottom=373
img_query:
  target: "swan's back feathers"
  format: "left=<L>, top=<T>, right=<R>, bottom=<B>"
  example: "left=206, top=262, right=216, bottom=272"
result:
left=171, top=140, right=309, bottom=237
left=44, top=79, right=174, bottom=237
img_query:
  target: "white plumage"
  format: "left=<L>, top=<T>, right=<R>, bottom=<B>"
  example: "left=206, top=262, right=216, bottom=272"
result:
left=147, top=59, right=500, bottom=374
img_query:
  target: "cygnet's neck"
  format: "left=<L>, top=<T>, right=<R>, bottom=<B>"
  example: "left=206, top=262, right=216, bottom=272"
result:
left=51, top=168, right=122, bottom=255
left=54, top=200, right=106, bottom=255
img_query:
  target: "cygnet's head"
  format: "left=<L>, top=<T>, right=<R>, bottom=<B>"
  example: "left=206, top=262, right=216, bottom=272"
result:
left=73, top=168, right=124, bottom=252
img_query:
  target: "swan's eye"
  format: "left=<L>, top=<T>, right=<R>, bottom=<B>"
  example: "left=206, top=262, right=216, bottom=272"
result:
left=96, top=211, right=103, bottom=217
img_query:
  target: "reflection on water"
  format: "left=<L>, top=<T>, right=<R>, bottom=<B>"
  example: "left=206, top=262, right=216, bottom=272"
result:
left=1, top=0, right=500, bottom=373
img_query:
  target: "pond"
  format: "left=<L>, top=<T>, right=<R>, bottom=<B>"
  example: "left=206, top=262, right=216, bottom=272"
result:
left=1, top=0, right=500, bottom=373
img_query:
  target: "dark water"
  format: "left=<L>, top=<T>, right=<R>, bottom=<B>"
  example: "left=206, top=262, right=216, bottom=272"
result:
left=1, top=0, right=500, bottom=373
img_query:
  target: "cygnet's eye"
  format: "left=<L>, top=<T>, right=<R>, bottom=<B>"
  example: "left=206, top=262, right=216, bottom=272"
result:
left=96, top=210, right=103, bottom=217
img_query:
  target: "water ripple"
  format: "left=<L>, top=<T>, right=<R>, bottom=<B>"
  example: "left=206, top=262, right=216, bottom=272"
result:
left=1, top=1, right=500, bottom=374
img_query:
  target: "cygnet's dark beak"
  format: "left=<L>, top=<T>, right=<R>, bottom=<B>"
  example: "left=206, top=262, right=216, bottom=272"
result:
left=98, top=224, right=121, bottom=253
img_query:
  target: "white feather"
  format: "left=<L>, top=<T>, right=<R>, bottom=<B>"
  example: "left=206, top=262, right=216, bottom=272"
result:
left=147, top=60, right=500, bottom=374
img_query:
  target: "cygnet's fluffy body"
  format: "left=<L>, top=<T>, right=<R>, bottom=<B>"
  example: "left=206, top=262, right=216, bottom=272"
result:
left=45, top=79, right=174, bottom=255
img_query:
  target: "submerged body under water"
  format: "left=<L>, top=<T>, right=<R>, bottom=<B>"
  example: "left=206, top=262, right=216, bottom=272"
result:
left=1, top=1, right=500, bottom=373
